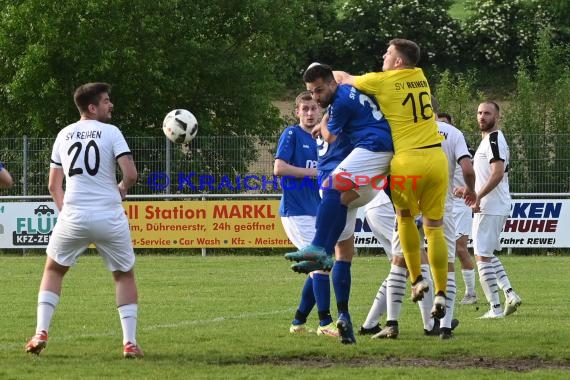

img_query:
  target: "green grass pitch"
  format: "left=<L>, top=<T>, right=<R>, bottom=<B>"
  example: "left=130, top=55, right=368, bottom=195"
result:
left=1, top=254, right=569, bottom=379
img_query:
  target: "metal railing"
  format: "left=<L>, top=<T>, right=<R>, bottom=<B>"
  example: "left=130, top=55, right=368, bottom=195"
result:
left=1, top=134, right=569, bottom=197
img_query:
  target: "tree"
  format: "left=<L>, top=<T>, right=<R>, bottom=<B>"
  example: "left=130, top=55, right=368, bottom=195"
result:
left=462, top=0, right=550, bottom=69
left=316, top=0, right=463, bottom=73
left=433, top=69, right=484, bottom=144
left=0, top=0, right=324, bottom=194
left=502, top=30, right=570, bottom=193
left=539, top=0, right=570, bottom=44
left=0, top=0, right=324, bottom=138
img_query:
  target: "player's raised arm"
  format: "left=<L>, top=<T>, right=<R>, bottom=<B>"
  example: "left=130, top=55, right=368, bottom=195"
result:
left=318, top=113, right=336, bottom=143
left=333, top=71, right=355, bottom=86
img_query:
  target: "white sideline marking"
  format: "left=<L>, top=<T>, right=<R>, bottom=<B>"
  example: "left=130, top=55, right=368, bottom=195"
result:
left=3, top=308, right=294, bottom=352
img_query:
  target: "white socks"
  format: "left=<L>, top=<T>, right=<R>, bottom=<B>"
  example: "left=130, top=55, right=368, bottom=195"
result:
left=362, top=279, right=387, bottom=329
left=440, top=272, right=457, bottom=329
left=417, top=264, right=434, bottom=331
left=118, top=304, right=138, bottom=345
left=461, top=269, right=476, bottom=296
left=36, top=291, right=138, bottom=345
left=37, top=290, right=60, bottom=334
left=386, top=265, right=407, bottom=322
left=491, top=256, right=512, bottom=294
left=477, top=261, right=501, bottom=311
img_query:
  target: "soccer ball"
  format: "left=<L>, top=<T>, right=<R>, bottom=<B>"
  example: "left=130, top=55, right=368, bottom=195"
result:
left=162, top=109, right=198, bottom=144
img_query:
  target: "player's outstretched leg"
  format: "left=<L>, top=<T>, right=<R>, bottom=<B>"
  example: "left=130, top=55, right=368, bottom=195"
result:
left=359, top=279, right=387, bottom=335
left=291, top=256, right=334, bottom=273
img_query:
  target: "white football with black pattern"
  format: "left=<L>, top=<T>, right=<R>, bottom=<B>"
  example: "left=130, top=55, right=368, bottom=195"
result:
left=162, top=109, right=198, bottom=144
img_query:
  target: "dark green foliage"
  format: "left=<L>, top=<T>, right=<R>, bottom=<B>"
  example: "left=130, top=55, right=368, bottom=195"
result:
left=541, top=0, right=570, bottom=44
left=0, top=0, right=324, bottom=193
left=433, top=69, right=484, bottom=135
left=502, top=31, right=570, bottom=193
left=317, top=0, right=462, bottom=73
left=435, top=29, right=570, bottom=194
left=0, top=0, right=320, bottom=139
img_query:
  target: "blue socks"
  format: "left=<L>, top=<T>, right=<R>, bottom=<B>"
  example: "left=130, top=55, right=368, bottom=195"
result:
left=332, top=260, right=352, bottom=322
left=312, top=273, right=332, bottom=326
left=292, top=275, right=315, bottom=325
left=312, top=189, right=348, bottom=255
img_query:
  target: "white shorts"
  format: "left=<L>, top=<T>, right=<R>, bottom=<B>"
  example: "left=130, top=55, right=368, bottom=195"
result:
left=331, top=148, right=392, bottom=208
left=391, top=218, right=426, bottom=258
left=453, top=201, right=472, bottom=239
left=471, top=214, right=508, bottom=257
left=364, top=202, right=395, bottom=260
left=339, top=207, right=358, bottom=242
left=47, top=207, right=135, bottom=272
left=281, top=215, right=316, bottom=249
left=443, top=205, right=456, bottom=262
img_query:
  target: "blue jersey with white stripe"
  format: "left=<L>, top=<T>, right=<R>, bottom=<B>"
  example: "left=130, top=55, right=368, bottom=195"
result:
left=327, top=85, right=393, bottom=152
left=317, top=132, right=353, bottom=184
left=275, top=125, right=320, bottom=216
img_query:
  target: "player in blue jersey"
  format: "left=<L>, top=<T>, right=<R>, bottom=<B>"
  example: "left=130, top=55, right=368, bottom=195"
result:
left=314, top=132, right=361, bottom=344
left=286, top=63, right=394, bottom=344
left=275, top=92, right=337, bottom=336
left=0, top=160, right=13, bottom=188
left=274, top=91, right=320, bottom=223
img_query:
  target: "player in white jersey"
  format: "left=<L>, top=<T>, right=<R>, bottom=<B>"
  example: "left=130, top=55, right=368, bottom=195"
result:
left=435, top=116, right=476, bottom=338
left=452, top=160, right=478, bottom=305
left=370, top=97, right=476, bottom=339
left=360, top=189, right=460, bottom=339
left=360, top=190, right=433, bottom=336
left=26, top=83, right=142, bottom=358
left=457, top=101, right=521, bottom=319
left=437, top=113, right=478, bottom=305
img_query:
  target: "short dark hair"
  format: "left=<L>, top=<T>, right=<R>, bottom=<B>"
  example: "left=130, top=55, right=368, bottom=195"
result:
left=482, top=100, right=500, bottom=113
left=73, top=82, right=112, bottom=113
left=438, top=112, right=452, bottom=124
left=389, top=38, right=421, bottom=66
left=303, top=63, right=334, bottom=83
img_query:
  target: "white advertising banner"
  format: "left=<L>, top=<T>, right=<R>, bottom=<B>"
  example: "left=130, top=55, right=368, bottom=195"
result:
left=0, top=199, right=568, bottom=249
left=352, top=199, right=570, bottom=248
left=0, top=202, right=58, bottom=248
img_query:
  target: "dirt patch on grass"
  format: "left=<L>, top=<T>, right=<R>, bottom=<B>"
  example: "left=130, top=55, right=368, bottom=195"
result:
left=252, top=356, right=570, bottom=372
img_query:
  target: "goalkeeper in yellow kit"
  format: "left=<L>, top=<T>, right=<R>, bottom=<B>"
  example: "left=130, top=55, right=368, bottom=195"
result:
left=336, top=39, right=472, bottom=320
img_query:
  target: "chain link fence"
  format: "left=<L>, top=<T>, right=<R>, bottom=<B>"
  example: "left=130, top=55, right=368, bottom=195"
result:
left=0, top=133, right=569, bottom=197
